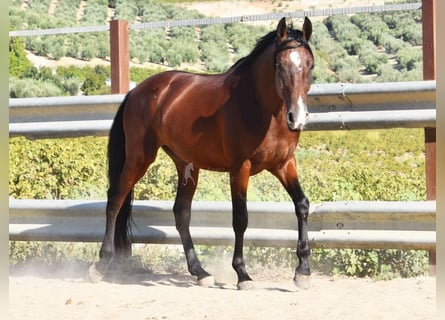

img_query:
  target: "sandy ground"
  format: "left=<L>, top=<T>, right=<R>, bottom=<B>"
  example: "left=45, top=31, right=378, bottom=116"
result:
left=9, top=261, right=436, bottom=320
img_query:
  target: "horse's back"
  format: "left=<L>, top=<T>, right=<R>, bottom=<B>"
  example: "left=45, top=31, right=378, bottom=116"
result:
left=123, top=70, right=233, bottom=169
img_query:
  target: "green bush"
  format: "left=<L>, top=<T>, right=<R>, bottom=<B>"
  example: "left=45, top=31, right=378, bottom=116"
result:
left=9, top=34, right=33, bottom=78
left=310, top=248, right=428, bottom=278
left=9, top=129, right=426, bottom=202
left=9, top=78, right=63, bottom=98
left=79, top=65, right=110, bottom=95
left=80, top=2, right=108, bottom=25
left=376, top=64, right=402, bottom=82
left=114, top=2, right=139, bottom=21
left=351, top=13, right=391, bottom=46
left=200, top=24, right=230, bottom=72
left=381, top=34, right=406, bottom=54
left=358, top=41, right=388, bottom=74
left=226, top=23, right=267, bottom=62
left=27, top=0, right=52, bottom=13
left=396, top=46, right=422, bottom=71
left=53, top=0, right=81, bottom=25
left=129, top=65, right=167, bottom=83
left=9, top=137, right=108, bottom=199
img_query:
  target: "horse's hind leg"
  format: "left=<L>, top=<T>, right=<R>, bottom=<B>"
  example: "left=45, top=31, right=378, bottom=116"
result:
left=89, top=146, right=157, bottom=282
left=89, top=174, right=137, bottom=282
left=170, top=156, right=214, bottom=286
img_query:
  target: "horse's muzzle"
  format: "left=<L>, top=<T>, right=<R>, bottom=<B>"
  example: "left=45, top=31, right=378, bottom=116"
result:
left=287, top=111, right=309, bottom=131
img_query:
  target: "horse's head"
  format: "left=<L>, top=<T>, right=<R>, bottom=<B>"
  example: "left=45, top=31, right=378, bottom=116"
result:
left=274, top=17, right=314, bottom=131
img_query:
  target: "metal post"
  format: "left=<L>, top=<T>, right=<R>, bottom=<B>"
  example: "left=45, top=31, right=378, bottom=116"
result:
left=110, top=19, right=130, bottom=94
left=422, top=0, right=436, bottom=276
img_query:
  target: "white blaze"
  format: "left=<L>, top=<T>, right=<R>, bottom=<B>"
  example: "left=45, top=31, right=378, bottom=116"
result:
left=289, top=51, right=302, bottom=70
left=295, top=95, right=307, bottom=129
left=288, top=51, right=307, bottom=130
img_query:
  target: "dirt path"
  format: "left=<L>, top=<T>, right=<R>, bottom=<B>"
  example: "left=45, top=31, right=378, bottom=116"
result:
left=9, top=262, right=436, bottom=320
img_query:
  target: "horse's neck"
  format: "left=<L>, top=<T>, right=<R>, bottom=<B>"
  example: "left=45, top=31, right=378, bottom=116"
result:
left=249, top=45, right=283, bottom=114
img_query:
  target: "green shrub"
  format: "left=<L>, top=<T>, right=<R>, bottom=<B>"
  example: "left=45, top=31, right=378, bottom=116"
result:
left=129, top=66, right=166, bottom=83
left=200, top=24, right=230, bottom=72
left=381, top=34, right=406, bottom=54
left=310, top=248, right=428, bottom=278
left=376, top=64, right=402, bottom=82
left=9, top=78, right=63, bottom=98
left=9, top=137, right=108, bottom=199
left=9, top=129, right=426, bottom=202
left=396, top=46, right=422, bottom=71
left=358, top=41, right=388, bottom=74
left=80, top=2, right=108, bottom=25
left=9, top=34, right=33, bottom=78
left=79, top=65, right=110, bottom=95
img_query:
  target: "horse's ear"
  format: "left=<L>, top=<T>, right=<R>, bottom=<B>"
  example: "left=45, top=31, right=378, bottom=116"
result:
left=302, top=16, right=312, bottom=42
left=276, top=17, right=288, bottom=44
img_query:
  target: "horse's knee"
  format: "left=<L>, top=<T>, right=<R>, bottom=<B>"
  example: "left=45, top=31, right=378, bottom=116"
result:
left=296, top=197, right=309, bottom=217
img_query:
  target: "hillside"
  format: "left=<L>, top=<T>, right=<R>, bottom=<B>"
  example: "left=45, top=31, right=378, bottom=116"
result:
left=9, top=0, right=423, bottom=97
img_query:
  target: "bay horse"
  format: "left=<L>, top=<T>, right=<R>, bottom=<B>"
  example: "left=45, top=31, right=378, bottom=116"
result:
left=89, top=17, right=314, bottom=289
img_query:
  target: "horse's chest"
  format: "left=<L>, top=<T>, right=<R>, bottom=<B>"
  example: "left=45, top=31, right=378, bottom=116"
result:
left=250, top=139, right=296, bottom=172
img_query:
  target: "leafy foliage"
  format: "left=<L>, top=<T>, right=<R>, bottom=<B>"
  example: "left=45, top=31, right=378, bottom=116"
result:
left=9, top=34, right=33, bottom=78
left=9, top=137, right=108, bottom=199
left=310, top=248, right=428, bottom=278
left=9, top=129, right=426, bottom=202
left=199, top=24, right=230, bottom=72
left=9, top=77, right=64, bottom=98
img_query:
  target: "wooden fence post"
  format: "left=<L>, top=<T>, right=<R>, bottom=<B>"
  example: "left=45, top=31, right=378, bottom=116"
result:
left=422, top=0, right=436, bottom=276
left=110, top=19, right=130, bottom=94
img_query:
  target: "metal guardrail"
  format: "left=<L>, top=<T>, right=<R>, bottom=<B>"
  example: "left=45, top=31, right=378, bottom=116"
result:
left=8, top=81, right=437, bottom=251
left=9, top=199, right=436, bottom=250
left=9, top=81, right=436, bottom=138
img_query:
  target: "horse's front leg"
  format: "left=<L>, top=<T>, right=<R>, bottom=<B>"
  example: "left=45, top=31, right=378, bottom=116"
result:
left=230, top=162, right=253, bottom=289
left=271, top=158, right=311, bottom=289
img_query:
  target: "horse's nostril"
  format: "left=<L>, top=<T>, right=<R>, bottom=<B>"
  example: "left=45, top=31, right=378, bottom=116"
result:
left=288, top=112, right=295, bottom=124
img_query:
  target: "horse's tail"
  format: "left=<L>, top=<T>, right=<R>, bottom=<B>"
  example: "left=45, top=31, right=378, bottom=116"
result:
left=108, top=91, right=133, bottom=258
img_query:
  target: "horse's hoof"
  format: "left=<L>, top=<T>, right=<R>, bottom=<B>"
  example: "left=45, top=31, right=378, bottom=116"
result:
left=87, top=263, right=104, bottom=283
left=237, top=280, right=255, bottom=291
left=197, top=275, right=215, bottom=288
left=293, top=273, right=310, bottom=290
